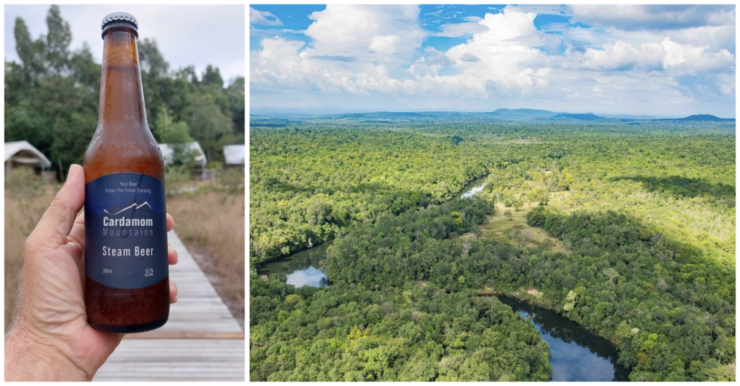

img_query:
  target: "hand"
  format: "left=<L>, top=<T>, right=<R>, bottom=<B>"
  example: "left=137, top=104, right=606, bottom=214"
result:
left=5, top=164, right=179, bottom=381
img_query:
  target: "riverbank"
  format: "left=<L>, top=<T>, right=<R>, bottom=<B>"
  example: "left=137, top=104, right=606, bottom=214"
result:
left=253, top=173, right=490, bottom=271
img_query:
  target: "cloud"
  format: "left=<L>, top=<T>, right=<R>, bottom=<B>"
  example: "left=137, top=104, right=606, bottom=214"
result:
left=252, top=5, right=427, bottom=94
left=251, top=5, right=735, bottom=116
left=304, top=4, right=424, bottom=62
left=564, top=41, right=665, bottom=71
left=460, top=53, right=480, bottom=62
left=505, top=4, right=569, bottom=16
left=435, top=16, right=486, bottom=38
left=250, top=6, right=283, bottom=26
left=441, top=8, right=555, bottom=95
left=571, top=5, right=735, bottom=31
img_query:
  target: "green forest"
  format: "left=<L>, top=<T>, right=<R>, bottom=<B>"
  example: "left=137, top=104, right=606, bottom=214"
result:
left=250, top=116, right=735, bottom=381
left=5, top=6, right=244, bottom=177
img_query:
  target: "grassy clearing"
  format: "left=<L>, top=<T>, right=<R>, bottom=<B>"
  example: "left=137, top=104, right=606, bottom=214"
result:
left=479, top=202, right=569, bottom=255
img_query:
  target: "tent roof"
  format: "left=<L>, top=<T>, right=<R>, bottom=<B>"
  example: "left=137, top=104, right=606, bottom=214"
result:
left=223, top=144, right=245, bottom=165
left=5, top=141, right=52, bottom=168
left=158, top=141, right=207, bottom=166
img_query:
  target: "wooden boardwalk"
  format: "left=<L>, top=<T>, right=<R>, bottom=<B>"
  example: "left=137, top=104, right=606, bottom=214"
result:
left=93, top=231, right=244, bottom=382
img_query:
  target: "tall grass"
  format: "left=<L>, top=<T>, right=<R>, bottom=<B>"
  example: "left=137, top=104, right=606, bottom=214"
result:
left=166, top=188, right=245, bottom=328
left=4, top=169, right=56, bottom=331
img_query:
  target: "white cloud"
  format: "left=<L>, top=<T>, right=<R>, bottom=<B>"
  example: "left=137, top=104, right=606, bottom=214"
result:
left=564, top=41, right=665, bottom=71
left=304, top=4, right=424, bottom=63
left=369, top=35, right=402, bottom=54
left=251, top=5, right=735, bottom=116
left=441, top=8, right=555, bottom=95
left=562, top=33, right=734, bottom=76
left=250, top=7, right=282, bottom=26
left=435, top=17, right=486, bottom=38
left=571, top=5, right=735, bottom=31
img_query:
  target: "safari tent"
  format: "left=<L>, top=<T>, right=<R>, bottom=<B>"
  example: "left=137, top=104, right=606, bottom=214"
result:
left=158, top=141, right=208, bottom=179
left=5, top=141, right=55, bottom=183
left=158, top=141, right=208, bottom=167
left=223, top=144, right=245, bottom=172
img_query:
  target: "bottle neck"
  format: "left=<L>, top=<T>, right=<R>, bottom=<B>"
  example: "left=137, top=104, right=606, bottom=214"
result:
left=97, top=29, right=148, bottom=131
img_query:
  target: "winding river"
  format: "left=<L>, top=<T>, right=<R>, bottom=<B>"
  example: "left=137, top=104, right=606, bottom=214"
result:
left=257, top=177, right=629, bottom=381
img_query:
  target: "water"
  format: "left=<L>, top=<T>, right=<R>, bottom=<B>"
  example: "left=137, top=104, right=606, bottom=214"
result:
left=258, top=178, right=486, bottom=288
left=257, top=242, right=330, bottom=287
left=257, top=177, right=630, bottom=381
left=498, top=296, right=630, bottom=382
left=457, top=176, right=486, bottom=199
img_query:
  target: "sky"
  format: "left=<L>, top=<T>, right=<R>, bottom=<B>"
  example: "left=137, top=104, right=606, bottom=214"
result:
left=250, top=4, right=736, bottom=117
left=5, top=4, right=245, bottom=86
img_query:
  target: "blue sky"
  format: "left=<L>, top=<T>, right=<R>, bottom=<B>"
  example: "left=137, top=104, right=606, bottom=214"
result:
left=250, top=5, right=735, bottom=117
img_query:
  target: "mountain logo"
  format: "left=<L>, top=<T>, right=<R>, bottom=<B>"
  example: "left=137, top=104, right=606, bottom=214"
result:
left=104, top=201, right=152, bottom=216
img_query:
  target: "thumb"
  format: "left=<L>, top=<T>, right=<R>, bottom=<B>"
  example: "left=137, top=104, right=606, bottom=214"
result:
left=28, top=165, right=85, bottom=248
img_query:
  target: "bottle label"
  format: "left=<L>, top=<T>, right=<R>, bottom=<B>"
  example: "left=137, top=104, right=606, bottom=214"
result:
left=85, top=173, right=168, bottom=289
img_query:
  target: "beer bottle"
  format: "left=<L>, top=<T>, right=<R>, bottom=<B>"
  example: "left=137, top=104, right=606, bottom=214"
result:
left=83, top=12, right=169, bottom=333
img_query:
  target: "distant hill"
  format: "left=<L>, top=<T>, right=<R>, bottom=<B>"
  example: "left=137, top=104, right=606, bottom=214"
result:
left=553, top=113, right=604, bottom=121
left=251, top=110, right=734, bottom=125
left=673, top=114, right=734, bottom=122
left=487, top=108, right=558, bottom=121
left=491, top=108, right=556, bottom=117
left=491, top=109, right=607, bottom=122
left=651, top=114, right=735, bottom=123
left=329, top=111, right=469, bottom=120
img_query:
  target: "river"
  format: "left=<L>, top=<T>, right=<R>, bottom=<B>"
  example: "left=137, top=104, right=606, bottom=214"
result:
left=256, top=178, right=629, bottom=381
left=498, top=296, right=629, bottom=381
left=257, top=242, right=331, bottom=287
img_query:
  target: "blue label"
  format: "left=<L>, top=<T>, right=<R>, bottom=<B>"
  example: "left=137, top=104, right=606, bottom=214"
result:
left=85, top=173, right=168, bottom=289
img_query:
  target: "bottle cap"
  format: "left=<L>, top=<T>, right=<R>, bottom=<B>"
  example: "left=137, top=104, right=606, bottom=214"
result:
left=101, top=12, right=138, bottom=38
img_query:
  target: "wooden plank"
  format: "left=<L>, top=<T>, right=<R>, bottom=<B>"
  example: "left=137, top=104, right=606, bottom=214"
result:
left=93, top=231, right=245, bottom=381
left=155, top=231, right=243, bottom=333
left=123, top=331, right=244, bottom=339
left=92, top=339, right=245, bottom=382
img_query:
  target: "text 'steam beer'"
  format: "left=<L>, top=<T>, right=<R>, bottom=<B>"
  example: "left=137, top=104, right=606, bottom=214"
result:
left=83, top=12, right=170, bottom=333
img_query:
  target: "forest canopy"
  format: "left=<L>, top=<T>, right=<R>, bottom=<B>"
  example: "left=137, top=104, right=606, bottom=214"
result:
left=250, top=116, right=735, bottom=381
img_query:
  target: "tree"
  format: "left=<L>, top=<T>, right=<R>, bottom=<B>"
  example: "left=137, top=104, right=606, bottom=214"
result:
left=138, top=38, right=169, bottom=77
left=14, top=17, right=45, bottom=81
left=186, top=93, right=233, bottom=160
left=44, top=5, right=72, bottom=73
left=226, top=77, right=245, bottom=136
left=152, top=106, right=191, bottom=144
left=513, top=200, right=524, bottom=211
left=202, top=65, right=223, bottom=87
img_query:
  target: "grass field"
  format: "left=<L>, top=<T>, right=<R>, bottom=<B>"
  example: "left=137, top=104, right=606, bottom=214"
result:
left=166, top=188, right=245, bottom=328
left=4, top=174, right=245, bottom=331
left=478, top=202, right=569, bottom=254
left=4, top=185, right=56, bottom=331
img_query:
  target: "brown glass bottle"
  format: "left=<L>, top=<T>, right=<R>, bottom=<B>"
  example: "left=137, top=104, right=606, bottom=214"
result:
left=83, top=13, right=169, bottom=333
